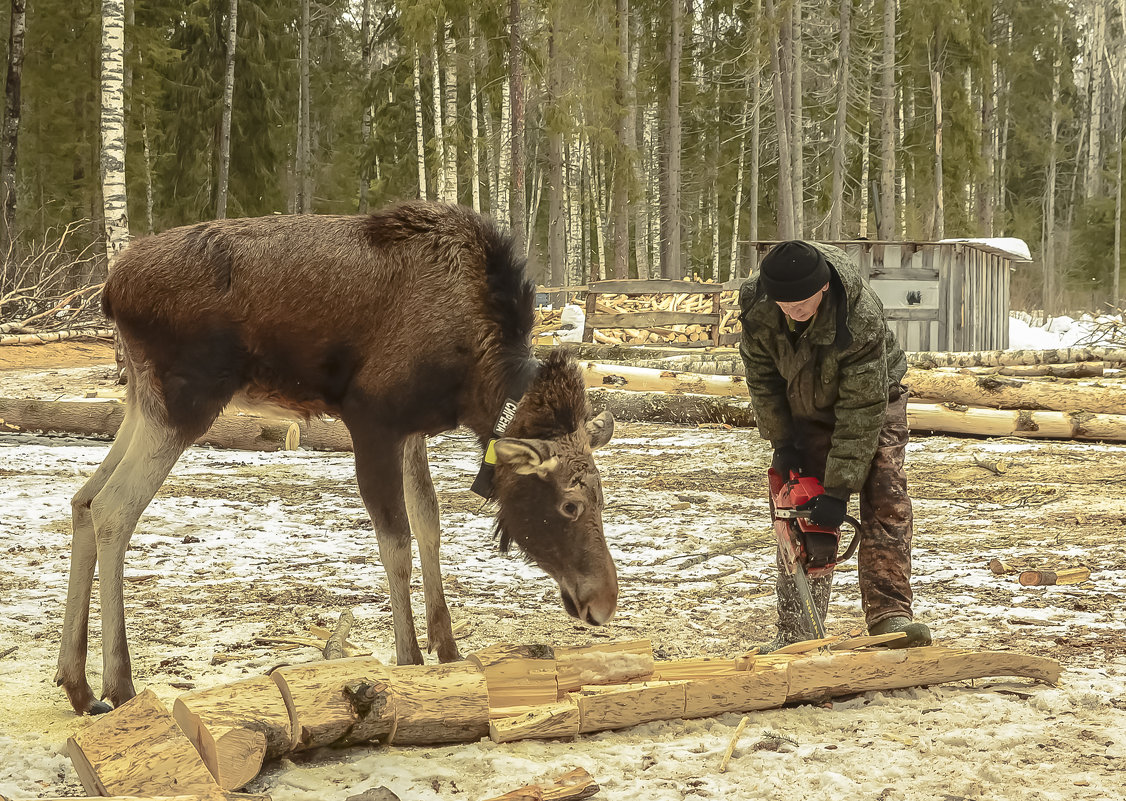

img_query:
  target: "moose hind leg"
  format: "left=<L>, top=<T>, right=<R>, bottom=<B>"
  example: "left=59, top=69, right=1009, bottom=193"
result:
left=352, top=428, right=424, bottom=666
left=89, top=413, right=189, bottom=709
left=403, top=434, right=459, bottom=663
left=57, top=410, right=141, bottom=715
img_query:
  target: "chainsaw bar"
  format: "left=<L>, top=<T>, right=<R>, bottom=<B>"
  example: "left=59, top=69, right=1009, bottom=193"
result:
left=791, top=557, right=827, bottom=639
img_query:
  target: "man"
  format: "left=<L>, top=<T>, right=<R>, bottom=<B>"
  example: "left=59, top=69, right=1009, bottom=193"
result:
left=738, top=239, right=931, bottom=651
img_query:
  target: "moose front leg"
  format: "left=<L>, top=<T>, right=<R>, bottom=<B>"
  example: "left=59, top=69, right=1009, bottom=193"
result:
left=353, top=430, right=424, bottom=666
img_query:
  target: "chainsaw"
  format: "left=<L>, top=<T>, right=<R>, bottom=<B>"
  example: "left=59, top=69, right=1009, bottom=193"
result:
left=768, top=468, right=861, bottom=640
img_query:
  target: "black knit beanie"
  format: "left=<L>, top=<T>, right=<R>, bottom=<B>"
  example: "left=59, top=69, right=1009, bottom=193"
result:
left=759, top=240, right=832, bottom=302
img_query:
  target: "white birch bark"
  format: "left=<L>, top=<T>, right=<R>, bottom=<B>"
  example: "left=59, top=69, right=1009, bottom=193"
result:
left=662, top=0, right=683, bottom=278
left=412, top=46, right=428, bottom=200
left=629, top=17, right=648, bottom=280
left=497, top=79, right=512, bottom=228
left=749, top=39, right=761, bottom=244
left=468, top=22, right=481, bottom=213
left=548, top=7, right=565, bottom=285
left=790, top=0, right=805, bottom=236
left=216, top=0, right=238, bottom=219
left=442, top=23, right=458, bottom=203
left=859, top=98, right=871, bottom=238
left=592, top=149, right=607, bottom=282
left=646, top=102, right=659, bottom=273
left=358, top=0, right=373, bottom=212
left=100, top=0, right=129, bottom=259
left=483, top=90, right=497, bottom=209
left=931, top=63, right=945, bottom=239
left=730, top=75, right=749, bottom=279
left=1044, top=23, right=1062, bottom=311
left=566, top=134, right=584, bottom=285
left=1085, top=0, right=1106, bottom=200
left=767, top=0, right=795, bottom=238
left=431, top=37, right=447, bottom=202
left=828, top=0, right=849, bottom=239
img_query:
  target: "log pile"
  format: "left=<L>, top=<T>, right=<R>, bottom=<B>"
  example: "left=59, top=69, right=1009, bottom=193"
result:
left=534, top=290, right=741, bottom=346
left=61, top=637, right=1060, bottom=799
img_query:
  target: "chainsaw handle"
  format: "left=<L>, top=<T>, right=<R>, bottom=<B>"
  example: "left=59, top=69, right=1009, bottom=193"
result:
left=838, top=514, right=862, bottom=562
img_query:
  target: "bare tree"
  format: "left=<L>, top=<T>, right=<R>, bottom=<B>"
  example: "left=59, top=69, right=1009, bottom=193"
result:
left=767, top=0, right=795, bottom=238
left=412, top=46, right=428, bottom=200
left=296, top=0, right=312, bottom=212
left=509, top=0, right=526, bottom=254
left=661, top=0, right=683, bottom=278
left=358, top=0, right=373, bottom=212
left=216, top=0, right=238, bottom=218
left=612, top=0, right=630, bottom=279
left=100, top=0, right=129, bottom=257
left=878, top=0, right=896, bottom=239
left=828, top=0, right=850, bottom=239
left=547, top=3, right=565, bottom=286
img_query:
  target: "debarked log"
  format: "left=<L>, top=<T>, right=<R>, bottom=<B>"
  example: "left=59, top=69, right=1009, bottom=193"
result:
left=750, top=645, right=1062, bottom=704
left=908, top=347, right=1126, bottom=368
left=905, top=403, right=1126, bottom=440
left=587, top=387, right=758, bottom=427
left=580, top=361, right=749, bottom=397
left=172, top=675, right=293, bottom=791
left=489, top=698, right=582, bottom=743
left=385, top=663, right=490, bottom=745
left=903, top=371, right=1126, bottom=415
left=67, top=688, right=224, bottom=798
left=0, top=397, right=353, bottom=451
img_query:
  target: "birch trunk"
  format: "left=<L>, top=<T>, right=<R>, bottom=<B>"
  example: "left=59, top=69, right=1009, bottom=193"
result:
left=431, top=37, right=447, bottom=202
left=897, top=81, right=907, bottom=238
left=296, top=0, right=311, bottom=212
left=442, top=24, right=458, bottom=203
left=766, top=0, right=795, bottom=238
left=412, top=47, right=428, bottom=200
left=1044, top=24, right=1062, bottom=312
left=629, top=18, right=648, bottom=280
left=790, top=0, right=804, bottom=236
left=547, top=7, right=565, bottom=286
left=100, top=0, right=129, bottom=259
left=1, top=0, right=26, bottom=262
left=593, top=150, right=608, bottom=282
left=1114, top=31, right=1124, bottom=308
left=1085, top=0, right=1106, bottom=200
left=646, top=102, right=660, bottom=276
left=859, top=108, right=871, bottom=238
left=469, top=23, right=481, bottom=213
left=509, top=0, right=526, bottom=253
left=878, top=0, right=896, bottom=240
left=358, top=0, right=373, bottom=212
left=749, top=26, right=761, bottom=245
left=828, top=0, right=849, bottom=239
left=215, top=0, right=238, bottom=219
left=566, top=135, right=583, bottom=285
left=612, top=0, right=631, bottom=279
left=661, top=0, right=683, bottom=278
left=977, top=12, right=996, bottom=236
left=497, top=78, right=511, bottom=228
left=931, top=63, right=944, bottom=239
left=729, top=75, right=749, bottom=279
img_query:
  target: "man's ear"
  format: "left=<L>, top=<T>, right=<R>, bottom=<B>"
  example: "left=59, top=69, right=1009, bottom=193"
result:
left=493, top=438, right=559, bottom=478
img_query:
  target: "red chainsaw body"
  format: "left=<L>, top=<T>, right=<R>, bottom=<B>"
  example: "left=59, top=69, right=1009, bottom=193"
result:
left=769, top=468, right=842, bottom=579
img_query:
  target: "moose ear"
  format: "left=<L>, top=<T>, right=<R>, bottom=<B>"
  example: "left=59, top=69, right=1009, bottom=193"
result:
left=493, top=438, right=559, bottom=478
left=586, top=411, right=614, bottom=450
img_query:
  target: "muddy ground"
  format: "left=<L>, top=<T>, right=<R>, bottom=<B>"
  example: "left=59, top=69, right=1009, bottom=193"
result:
left=1, top=341, right=1124, bottom=799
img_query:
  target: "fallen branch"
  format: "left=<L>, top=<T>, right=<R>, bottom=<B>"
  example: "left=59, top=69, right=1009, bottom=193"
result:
left=323, top=610, right=355, bottom=660
left=718, top=715, right=749, bottom=773
left=480, top=768, right=600, bottom=801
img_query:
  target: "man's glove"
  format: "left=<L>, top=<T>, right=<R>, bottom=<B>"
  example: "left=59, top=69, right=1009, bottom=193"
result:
left=805, top=493, right=848, bottom=529
left=771, top=443, right=803, bottom=479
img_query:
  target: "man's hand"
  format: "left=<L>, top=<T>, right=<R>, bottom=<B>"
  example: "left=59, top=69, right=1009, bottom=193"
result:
left=771, top=444, right=803, bottom=479
left=805, top=494, right=848, bottom=529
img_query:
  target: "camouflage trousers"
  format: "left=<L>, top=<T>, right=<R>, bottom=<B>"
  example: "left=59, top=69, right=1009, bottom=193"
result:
left=771, top=387, right=914, bottom=640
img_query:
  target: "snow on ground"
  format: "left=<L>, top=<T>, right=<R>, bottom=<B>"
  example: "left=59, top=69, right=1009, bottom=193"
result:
left=1007, top=312, right=1123, bottom=351
left=2, top=318, right=1126, bottom=801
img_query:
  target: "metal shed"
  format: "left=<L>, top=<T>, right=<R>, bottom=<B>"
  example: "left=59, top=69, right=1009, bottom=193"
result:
left=745, top=238, right=1032, bottom=352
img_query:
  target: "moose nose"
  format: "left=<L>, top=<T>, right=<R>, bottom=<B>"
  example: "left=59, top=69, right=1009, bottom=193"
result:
left=563, top=578, right=617, bottom=626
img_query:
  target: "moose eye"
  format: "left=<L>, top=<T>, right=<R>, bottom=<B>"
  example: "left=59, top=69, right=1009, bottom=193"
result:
left=559, top=500, right=584, bottom=520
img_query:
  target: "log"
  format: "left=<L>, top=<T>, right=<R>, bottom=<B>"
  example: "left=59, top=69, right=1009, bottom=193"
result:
left=480, top=767, right=600, bottom=801
left=903, top=371, right=1126, bottom=415
left=933, top=362, right=1106, bottom=378
left=172, top=675, right=293, bottom=790
left=0, top=326, right=115, bottom=346
left=0, top=397, right=353, bottom=451
left=580, top=361, right=749, bottom=397
left=489, top=698, right=581, bottom=743
left=67, top=688, right=222, bottom=798
left=270, top=657, right=395, bottom=750
left=385, top=662, right=490, bottom=745
left=574, top=680, right=689, bottom=734
left=554, top=640, right=655, bottom=693
left=467, top=644, right=559, bottom=708
left=682, top=661, right=790, bottom=718
left=905, top=402, right=1126, bottom=441
left=588, top=387, right=758, bottom=427
left=21, top=795, right=269, bottom=801
left=908, top=347, right=1126, bottom=367
left=1018, top=567, right=1091, bottom=586
left=751, top=646, right=1062, bottom=704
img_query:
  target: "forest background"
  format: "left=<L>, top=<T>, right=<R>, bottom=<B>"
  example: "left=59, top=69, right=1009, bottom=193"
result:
left=0, top=0, right=1124, bottom=318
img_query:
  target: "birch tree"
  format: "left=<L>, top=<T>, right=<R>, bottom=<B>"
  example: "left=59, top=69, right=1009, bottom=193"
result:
left=100, top=0, right=129, bottom=258
left=828, top=0, right=850, bottom=239
left=661, top=0, right=683, bottom=279
left=296, top=0, right=312, bottom=212
left=611, top=0, right=630, bottom=279
left=215, top=0, right=238, bottom=219
left=442, top=23, right=459, bottom=203
left=509, top=0, right=526, bottom=253
left=767, top=0, right=795, bottom=238
left=412, top=46, right=428, bottom=199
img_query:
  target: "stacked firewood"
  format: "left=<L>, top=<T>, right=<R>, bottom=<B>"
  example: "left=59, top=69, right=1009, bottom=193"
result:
left=534, top=291, right=741, bottom=345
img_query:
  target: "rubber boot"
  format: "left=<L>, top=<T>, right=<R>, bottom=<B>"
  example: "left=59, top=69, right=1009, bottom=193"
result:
left=869, top=615, right=932, bottom=648
left=753, top=568, right=833, bottom=654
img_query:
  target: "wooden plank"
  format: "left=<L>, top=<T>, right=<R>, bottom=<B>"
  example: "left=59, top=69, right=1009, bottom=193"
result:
left=1001, top=258, right=1011, bottom=349
left=883, top=243, right=903, bottom=271
left=884, top=308, right=942, bottom=322
left=868, top=267, right=941, bottom=281
left=587, top=311, right=722, bottom=329
left=582, top=290, right=597, bottom=343
left=589, top=279, right=723, bottom=295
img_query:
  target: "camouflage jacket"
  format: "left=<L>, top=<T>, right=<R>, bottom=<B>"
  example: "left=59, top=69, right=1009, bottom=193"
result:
left=738, top=243, right=907, bottom=495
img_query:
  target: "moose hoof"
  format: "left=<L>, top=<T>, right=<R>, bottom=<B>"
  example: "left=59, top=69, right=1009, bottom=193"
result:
left=87, top=698, right=114, bottom=715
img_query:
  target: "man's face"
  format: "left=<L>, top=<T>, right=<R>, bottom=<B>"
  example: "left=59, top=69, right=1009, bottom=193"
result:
left=775, top=282, right=830, bottom=322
